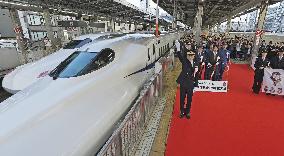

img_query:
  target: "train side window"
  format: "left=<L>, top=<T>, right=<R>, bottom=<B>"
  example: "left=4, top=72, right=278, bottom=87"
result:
left=95, top=48, right=115, bottom=68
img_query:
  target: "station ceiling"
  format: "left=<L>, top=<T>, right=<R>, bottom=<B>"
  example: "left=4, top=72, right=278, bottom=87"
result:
left=154, top=0, right=282, bottom=27
left=0, top=0, right=151, bottom=23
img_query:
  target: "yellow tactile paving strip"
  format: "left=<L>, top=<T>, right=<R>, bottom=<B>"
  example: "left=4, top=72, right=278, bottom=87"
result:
left=150, top=60, right=182, bottom=156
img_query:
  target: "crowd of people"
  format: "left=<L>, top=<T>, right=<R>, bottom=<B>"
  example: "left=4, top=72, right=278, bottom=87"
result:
left=174, top=33, right=232, bottom=119
left=176, top=34, right=231, bottom=82
left=175, top=33, right=284, bottom=119
left=252, top=44, right=284, bottom=95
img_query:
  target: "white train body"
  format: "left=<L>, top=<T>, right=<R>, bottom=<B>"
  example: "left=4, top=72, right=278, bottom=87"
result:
left=0, top=32, right=180, bottom=156
left=2, top=33, right=114, bottom=94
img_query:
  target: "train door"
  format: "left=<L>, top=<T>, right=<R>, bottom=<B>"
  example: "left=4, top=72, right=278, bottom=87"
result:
left=147, top=47, right=151, bottom=69
left=152, top=43, right=157, bottom=63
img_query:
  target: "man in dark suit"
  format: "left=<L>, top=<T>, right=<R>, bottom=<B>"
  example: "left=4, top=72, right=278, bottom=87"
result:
left=216, top=43, right=230, bottom=81
left=204, top=45, right=220, bottom=80
left=252, top=49, right=270, bottom=94
left=176, top=49, right=198, bottom=119
left=270, top=47, right=284, bottom=70
left=266, top=41, right=276, bottom=60
left=195, top=45, right=205, bottom=80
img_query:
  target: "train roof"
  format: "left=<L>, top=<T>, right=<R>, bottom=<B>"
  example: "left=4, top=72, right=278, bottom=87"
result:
left=73, top=32, right=120, bottom=40
left=81, top=32, right=177, bottom=54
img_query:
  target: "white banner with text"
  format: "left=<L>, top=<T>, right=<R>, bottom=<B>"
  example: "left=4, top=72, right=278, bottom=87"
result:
left=195, top=80, right=228, bottom=93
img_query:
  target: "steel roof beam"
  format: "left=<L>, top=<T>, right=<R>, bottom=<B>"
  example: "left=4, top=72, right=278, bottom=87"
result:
left=216, top=0, right=262, bottom=25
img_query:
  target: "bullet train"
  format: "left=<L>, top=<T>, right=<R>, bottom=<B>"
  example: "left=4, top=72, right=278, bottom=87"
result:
left=0, top=32, right=181, bottom=156
left=2, top=32, right=120, bottom=93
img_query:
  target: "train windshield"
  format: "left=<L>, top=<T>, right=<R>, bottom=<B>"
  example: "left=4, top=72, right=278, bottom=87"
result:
left=50, top=52, right=98, bottom=78
left=62, top=38, right=92, bottom=49
left=50, top=49, right=115, bottom=79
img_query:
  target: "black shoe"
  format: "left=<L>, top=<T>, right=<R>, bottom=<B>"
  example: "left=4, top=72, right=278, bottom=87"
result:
left=266, top=93, right=271, bottom=96
left=253, top=91, right=259, bottom=94
left=180, top=112, right=185, bottom=118
left=186, top=113, right=191, bottom=119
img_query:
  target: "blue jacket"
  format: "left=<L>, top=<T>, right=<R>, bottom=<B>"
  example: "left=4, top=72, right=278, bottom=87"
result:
left=218, top=48, right=230, bottom=65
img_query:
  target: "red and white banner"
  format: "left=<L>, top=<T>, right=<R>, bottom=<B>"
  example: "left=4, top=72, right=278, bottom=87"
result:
left=262, top=69, right=284, bottom=95
left=255, top=29, right=264, bottom=37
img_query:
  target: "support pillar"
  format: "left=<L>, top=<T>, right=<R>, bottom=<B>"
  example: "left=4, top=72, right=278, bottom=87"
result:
left=226, top=18, right=231, bottom=36
left=9, top=8, right=28, bottom=64
left=110, top=18, right=115, bottom=32
left=194, top=4, right=203, bottom=45
left=217, top=23, right=221, bottom=33
left=56, top=15, right=64, bottom=49
left=80, top=16, right=88, bottom=35
left=252, top=0, right=269, bottom=58
left=172, top=0, right=177, bottom=30
left=43, top=9, right=56, bottom=51
left=134, top=22, right=137, bottom=31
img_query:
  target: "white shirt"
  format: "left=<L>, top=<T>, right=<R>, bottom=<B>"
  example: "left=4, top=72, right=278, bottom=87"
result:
left=175, top=40, right=180, bottom=52
left=236, top=43, right=241, bottom=51
left=190, top=60, right=194, bottom=67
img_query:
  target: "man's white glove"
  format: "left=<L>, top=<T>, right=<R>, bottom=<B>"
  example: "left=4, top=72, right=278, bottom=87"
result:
left=194, top=67, right=199, bottom=74
left=216, top=62, right=220, bottom=65
left=217, top=56, right=220, bottom=60
left=259, top=67, right=264, bottom=69
left=207, top=63, right=212, bottom=68
left=202, top=62, right=205, bottom=66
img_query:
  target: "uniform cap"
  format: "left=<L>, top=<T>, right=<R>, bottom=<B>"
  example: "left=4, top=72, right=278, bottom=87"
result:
left=187, top=50, right=195, bottom=55
left=259, top=47, right=268, bottom=53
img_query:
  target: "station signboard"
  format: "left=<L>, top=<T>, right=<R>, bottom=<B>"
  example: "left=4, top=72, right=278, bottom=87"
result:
left=57, top=21, right=87, bottom=27
left=89, top=22, right=106, bottom=28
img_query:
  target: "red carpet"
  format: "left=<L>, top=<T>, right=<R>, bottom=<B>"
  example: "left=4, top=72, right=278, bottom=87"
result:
left=165, top=64, right=284, bottom=156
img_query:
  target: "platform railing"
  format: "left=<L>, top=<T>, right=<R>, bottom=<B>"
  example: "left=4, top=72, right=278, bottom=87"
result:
left=97, top=49, right=175, bottom=156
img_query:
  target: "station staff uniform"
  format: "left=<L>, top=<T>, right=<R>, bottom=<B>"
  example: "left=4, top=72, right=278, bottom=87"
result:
left=216, top=46, right=229, bottom=81
left=270, top=47, right=284, bottom=70
left=195, top=45, right=205, bottom=80
left=252, top=50, right=270, bottom=94
left=176, top=50, right=198, bottom=119
left=204, top=48, right=219, bottom=80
